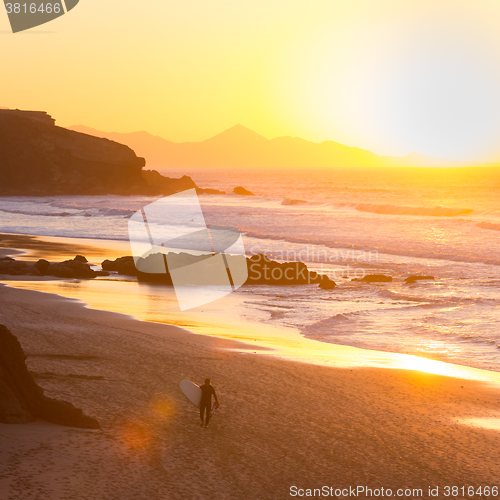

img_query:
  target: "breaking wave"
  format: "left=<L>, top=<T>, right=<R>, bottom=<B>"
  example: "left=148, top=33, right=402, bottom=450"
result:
left=353, top=203, right=473, bottom=217
left=476, top=221, right=500, bottom=231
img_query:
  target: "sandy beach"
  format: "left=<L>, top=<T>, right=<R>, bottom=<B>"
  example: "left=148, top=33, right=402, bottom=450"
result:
left=1, top=256, right=500, bottom=499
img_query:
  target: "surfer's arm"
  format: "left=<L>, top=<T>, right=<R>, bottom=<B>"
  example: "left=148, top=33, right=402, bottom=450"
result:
left=212, top=387, right=218, bottom=403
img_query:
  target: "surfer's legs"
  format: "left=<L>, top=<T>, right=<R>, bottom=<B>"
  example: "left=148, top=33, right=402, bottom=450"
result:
left=200, top=402, right=210, bottom=426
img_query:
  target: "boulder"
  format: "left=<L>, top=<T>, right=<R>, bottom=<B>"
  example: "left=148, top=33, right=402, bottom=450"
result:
left=48, top=258, right=97, bottom=279
left=141, top=170, right=197, bottom=195
left=102, top=256, right=138, bottom=276
left=233, top=186, right=254, bottom=196
left=405, top=275, right=434, bottom=284
left=319, top=276, right=337, bottom=289
left=34, top=259, right=50, bottom=275
left=245, top=254, right=334, bottom=286
left=0, top=325, right=99, bottom=428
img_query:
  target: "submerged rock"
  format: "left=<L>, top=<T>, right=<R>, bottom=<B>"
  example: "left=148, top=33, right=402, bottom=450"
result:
left=102, top=256, right=138, bottom=276
left=405, top=275, right=434, bottom=284
left=319, top=276, right=337, bottom=289
left=233, top=186, right=254, bottom=196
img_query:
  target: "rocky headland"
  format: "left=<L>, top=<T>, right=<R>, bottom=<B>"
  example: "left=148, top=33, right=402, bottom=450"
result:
left=0, top=109, right=223, bottom=196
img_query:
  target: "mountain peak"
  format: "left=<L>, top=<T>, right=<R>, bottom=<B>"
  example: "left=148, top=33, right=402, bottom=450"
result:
left=204, top=124, right=268, bottom=144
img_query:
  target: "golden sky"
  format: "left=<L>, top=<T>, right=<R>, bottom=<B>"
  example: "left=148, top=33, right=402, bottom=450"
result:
left=2, top=0, right=500, bottom=160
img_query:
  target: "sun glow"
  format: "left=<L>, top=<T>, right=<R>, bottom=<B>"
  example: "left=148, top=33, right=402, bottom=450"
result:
left=270, top=2, right=500, bottom=160
left=3, top=1, right=500, bottom=160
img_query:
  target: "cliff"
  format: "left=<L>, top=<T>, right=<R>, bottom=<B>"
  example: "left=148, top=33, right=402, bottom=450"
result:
left=0, top=324, right=99, bottom=428
left=0, top=109, right=149, bottom=195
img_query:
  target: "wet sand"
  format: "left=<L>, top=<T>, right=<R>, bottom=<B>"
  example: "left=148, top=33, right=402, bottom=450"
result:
left=0, top=233, right=128, bottom=262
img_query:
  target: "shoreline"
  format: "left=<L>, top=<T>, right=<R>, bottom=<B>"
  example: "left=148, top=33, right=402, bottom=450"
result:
left=4, top=278, right=500, bottom=388
left=0, top=232, right=130, bottom=262
left=1, top=232, right=500, bottom=382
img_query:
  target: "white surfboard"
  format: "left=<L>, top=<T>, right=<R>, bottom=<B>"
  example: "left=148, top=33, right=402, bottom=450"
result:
left=180, top=379, right=202, bottom=408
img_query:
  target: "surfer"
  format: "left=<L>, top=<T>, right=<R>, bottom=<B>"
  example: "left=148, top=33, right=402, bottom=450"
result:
left=200, top=378, right=219, bottom=427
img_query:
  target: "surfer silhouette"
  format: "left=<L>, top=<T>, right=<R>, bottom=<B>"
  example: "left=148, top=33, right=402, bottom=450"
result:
left=200, top=378, right=219, bottom=427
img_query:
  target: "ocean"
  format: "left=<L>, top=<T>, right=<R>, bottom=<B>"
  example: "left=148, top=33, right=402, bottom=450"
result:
left=1, top=166, right=499, bottom=371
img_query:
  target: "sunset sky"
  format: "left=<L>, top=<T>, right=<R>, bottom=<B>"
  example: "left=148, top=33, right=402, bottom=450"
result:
left=2, top=0, right=500, bottom=161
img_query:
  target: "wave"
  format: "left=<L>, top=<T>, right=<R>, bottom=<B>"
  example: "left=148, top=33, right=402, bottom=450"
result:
left=353, top=203, right=473, bottom=217
left=476, top=222, right=500, bottom=231
left=0, top=208, right=73, bottom=217
left=97, top=208, right=135, bottom=217
left=242, top=231, right=500, bottom=266
left=0, top=206, right=134, bottom=218
left=281, top=198, right=307, bottom=206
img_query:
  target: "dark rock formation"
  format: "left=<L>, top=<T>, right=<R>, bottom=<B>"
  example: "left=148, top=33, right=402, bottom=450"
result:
left=0, top=109, right=146, bottom=195
left=141, top=170, right=225, bottom=196
left=0, top=259, right=41, bottom=276
left=319, top=277, right=337, bottom=289
left=405, top=275, right=434, bottom=284
left=141, top=169, right=196, bottom=195
left=233, top=186, right=254, bottom=196
left=48, top=259, right=97, bottom=279
left=0, top=109, right=232, bottom=197
left=352, top=275, right=393, bottom=283
left=34, top=259, right=50, bottom=275
left=102, top=253, right=336, bottom=288
left=246, top=254, right=334, bottom=286
left=0, top=256, right=110, bottom=279
left=0, top=324, right=99, bottom=428
left=102, top=256, right=138, bottom=276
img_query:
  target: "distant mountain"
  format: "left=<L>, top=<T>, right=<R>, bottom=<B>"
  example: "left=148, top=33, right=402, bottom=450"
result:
left=70, top=125, right=178, bottom=169
left=69, top=124, right=495, bottom=169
